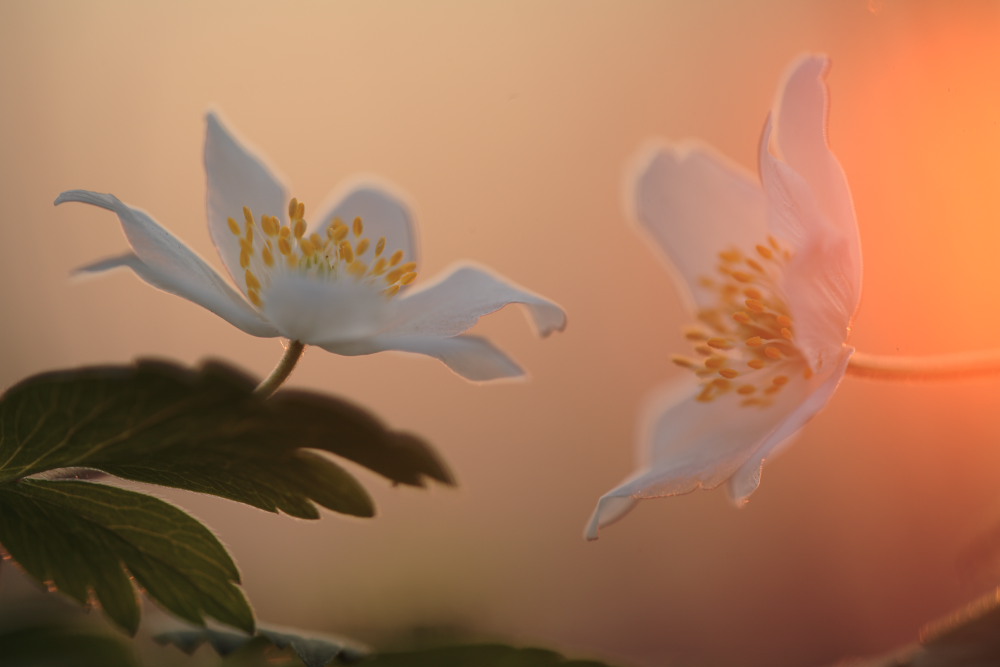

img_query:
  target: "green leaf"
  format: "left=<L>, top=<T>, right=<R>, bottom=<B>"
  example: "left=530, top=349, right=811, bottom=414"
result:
left=155, top=623, right=368, bottom=666
left=0, top=625, right=138, bottom=667
left=360, top=644, right=622, bottom=667
left=0, top=359, right=453, bottom=519
left=0, top=479, right=253, bottom=635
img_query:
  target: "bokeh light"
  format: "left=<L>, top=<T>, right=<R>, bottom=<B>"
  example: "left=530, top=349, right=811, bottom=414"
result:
left=3, top=2, right=1000, bottom=666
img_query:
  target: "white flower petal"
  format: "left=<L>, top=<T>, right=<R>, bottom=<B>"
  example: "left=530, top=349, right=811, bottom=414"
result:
left=261, top=274, right=391, bottom=345
left=774, top=55, right=860, bottom=273
left=385, top=263, right=567, bottom=338
left=322, top=334, right=525, bottom=381
left=725, top=347, right=852, bottom=503
left=584, top=495, right=638, bottom=541
left=633, top=143, right=769, bottom=310
left=204, top=111, right=289, bottom=287
left=759, top=125, right=858, bottom=370
left=313, top=183, right=420, bottom=275
left=586, top=370, right=818, bottom=539
left=56, top=190, right=278, bottom=337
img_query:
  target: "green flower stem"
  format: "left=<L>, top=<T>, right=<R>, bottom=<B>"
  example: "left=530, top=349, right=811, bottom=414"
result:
left=254, top=340, right=305, bottom=398
left=847, top=349, right=1000, bottom=381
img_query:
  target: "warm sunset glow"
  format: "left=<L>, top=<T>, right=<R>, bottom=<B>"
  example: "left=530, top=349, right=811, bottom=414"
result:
left=4, top=2, right=1000, bottom=666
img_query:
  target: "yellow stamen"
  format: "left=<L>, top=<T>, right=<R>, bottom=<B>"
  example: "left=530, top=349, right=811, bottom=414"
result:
left=262, top=246, right=274, bottom=267
left=243, top=206, right=254, bottom=227
left=331, top=224, right=349, bottom=242
left=355, top=238, right=370, bottom=255
left=248, top=290, right=263, bottom=308
left=262, top=215, right=280, bottom=236
left=353, top=217, right=364, bottom=236
left=245, top=270, right=261, bottom=291
left=227, top=217, right=241, bottom=235
left=400, top=271, right=417, bottom=286
left=339, top=240, right=355, bottom=263
left=278, top=237, right=292, bottom=255
left=293, top=218, right=306, bottom=239
left=704, top=355, right=727, bottom=369
left=389, top=250, right=404, bottom=266
left=707, top=337, right=733, bottom=350
left=375, top=237, right=386, bottom=256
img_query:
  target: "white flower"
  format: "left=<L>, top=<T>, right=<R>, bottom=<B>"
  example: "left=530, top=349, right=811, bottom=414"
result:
left=586, top=55, right=862, bottom=539
left=56, top=113, right=566, bottom=381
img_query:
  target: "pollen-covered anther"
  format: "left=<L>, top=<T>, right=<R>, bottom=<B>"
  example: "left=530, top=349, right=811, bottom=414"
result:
left=339, top=241, right=355, bottom=263
left=245, top=270, right=261, bottom=291
left=718, top=368, right=739, bottom=379
left=375, top=237, right=386, bottom=256
left=780, top=327, right=794, bottom=340
left=693, top=344, right=714, bottom=357
left=227, top=217, right=241, bottom=235
left=756, top=244, right=774, bottom=259
left=706, top=337, right=733, bottom=350
left=703, top=355, right=727, bottom=370
left=355, top=238, right=370, bottom=256
left=745, top=298, right=766, bottom=313
left=733, top=311, right=752, bottom=324
left=745, top=336, right=764, bottom=347
left=262, top=215, right=280, bottom=236
left=671, top=355, right=700, bottom=369
left=353, top=217, right=364, bottom=236
left=764, top=346, right=783, bottom=360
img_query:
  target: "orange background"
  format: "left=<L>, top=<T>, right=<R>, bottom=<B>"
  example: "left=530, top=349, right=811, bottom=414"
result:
left=3, top=1, right=1000, bottom=665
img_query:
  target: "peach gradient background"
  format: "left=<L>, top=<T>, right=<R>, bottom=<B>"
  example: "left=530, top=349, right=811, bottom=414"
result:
left=3, top=1, right=1000, bottom=666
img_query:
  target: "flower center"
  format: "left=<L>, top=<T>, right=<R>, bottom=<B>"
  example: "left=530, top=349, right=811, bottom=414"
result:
left=671, top=237, right=809, bottom=407
left=226, top=198, right=417, bottom=309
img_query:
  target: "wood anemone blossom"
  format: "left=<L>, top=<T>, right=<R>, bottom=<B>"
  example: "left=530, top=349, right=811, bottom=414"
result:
left=56, top=112, right=566, bottom=383
left=587, top=55, right=861, bottom=539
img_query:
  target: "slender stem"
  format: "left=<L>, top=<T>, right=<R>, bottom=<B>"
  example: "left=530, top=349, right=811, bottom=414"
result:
left=847, top=349, right=1000, bottom=381
left=254, top=340, right=306, bottom=398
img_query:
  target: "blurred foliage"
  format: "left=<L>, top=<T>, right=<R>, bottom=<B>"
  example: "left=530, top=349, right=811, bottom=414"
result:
left=0, top=480, right=252, bottom=635
left=0, top=358, right=453, bottom=634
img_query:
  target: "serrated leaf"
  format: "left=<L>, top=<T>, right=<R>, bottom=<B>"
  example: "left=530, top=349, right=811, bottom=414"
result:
left=0, top=479, right=253, bottom=635
left=0, top=359, right=453, bottom=519
left=360, top=644, right=622, bottom=667
left=155, top=623, right=368, bottom=666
